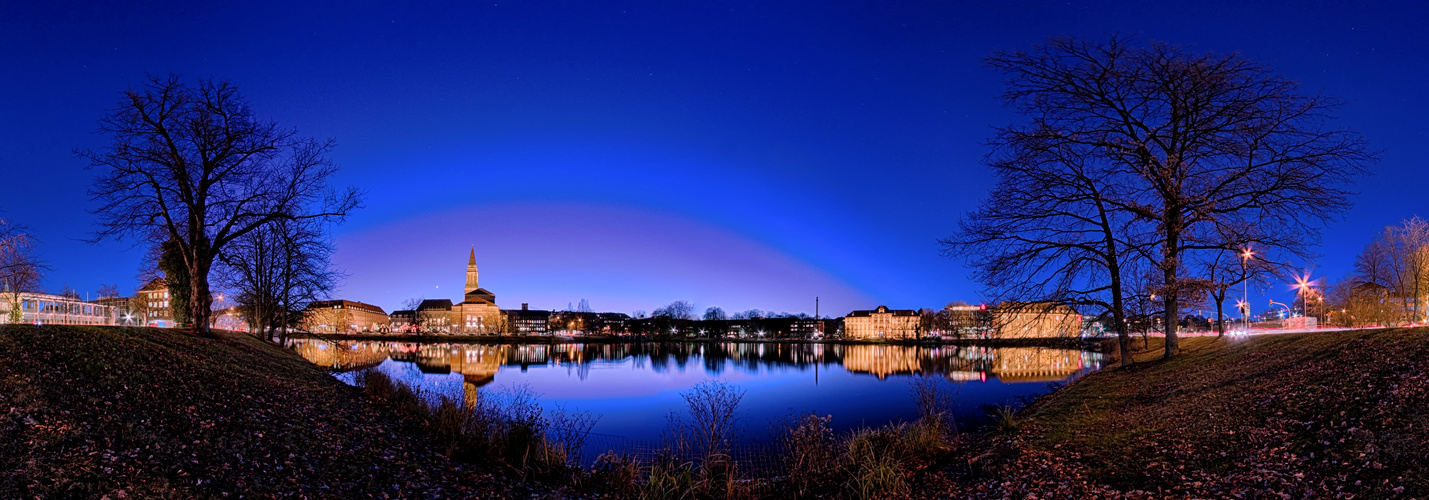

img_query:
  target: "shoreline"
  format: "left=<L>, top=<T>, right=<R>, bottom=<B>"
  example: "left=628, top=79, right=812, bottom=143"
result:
left=9, top=324, right=1424, bottom=497
left=919, top=327, right=1429, bottom=497
left=292, top=331, right=1108, bottom=350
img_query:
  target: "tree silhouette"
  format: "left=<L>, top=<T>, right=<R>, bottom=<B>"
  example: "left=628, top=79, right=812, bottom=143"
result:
left=969, top=36, right=1376, bottom=358
left=83, top=75, right=360, bottom=336
left=0, top=219, right=44, bottom=322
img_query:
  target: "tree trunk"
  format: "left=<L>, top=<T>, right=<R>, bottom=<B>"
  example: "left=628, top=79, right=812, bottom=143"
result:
left=1214, top=292, right=1226, bottom=338
left=190, top=251, right=215, bottom=338
left=1162, top=224, right=1180, bottom=359
left=1109, top=261, right=1133, bottom=367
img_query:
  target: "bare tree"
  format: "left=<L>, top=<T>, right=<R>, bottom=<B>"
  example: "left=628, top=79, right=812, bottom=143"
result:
left=653, top=300, right=695, bottom=320
left=0, top=219, right=44, bottom=322
left=1189, top=237, right=1287, bottom=337
left=982, top=36, right=1376, bottom=358
left=96, top=283, right=122, bottom=299
left=1354, top=217, right=1429, bottom=324
left=83, top=75, right=360, bottom=337
left=1355, top=236, right=1395, bottom=287
left=943, top=128, right=1149, bottom=366
left=222, top=218, right=338, bottom=342
left=703, top=306, right=726, bottom=321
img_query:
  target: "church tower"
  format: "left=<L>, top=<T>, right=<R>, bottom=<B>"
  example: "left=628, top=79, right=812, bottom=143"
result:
left=465, top=247, right=479, bottom=295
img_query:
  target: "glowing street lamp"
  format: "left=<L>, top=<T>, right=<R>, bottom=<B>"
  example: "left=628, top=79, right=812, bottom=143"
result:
left=1293, top=272, right=1318, bottom=320
left=1241, top=248, right=1254, bottom=333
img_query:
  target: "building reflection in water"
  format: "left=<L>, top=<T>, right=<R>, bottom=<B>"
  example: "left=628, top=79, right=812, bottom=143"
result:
left=290, top=339, right=1102, bottom=387
left=289, top=339, right=1103, bottom=450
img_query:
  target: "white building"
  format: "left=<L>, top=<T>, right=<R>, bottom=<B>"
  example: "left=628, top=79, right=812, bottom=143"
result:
left=1, top=292, right=117, bottom=326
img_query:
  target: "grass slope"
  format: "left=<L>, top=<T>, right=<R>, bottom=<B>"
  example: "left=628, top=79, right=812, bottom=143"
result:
left=929, top=328, right=1429, bottom=498
left=0, top=325, right=525, bottom=499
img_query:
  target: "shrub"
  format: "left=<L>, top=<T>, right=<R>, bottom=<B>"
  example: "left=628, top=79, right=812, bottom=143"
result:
left=353, top=369, right=591, bottom=476
left=589, top=452, right=641, bottom=497
left=991, top=404, right=1021, bottom=434
left=643, top=457, right=696, bottom=500
left=546, top=404, right=599, bottom=466
left=909, top=375, right=957, bottom=437
left=680, top=379, right=745, bottom=462
left=658, top=380, right=755, bottom=499
left=846, top=426, right=911, bottom=499
left=779, top=413, right=841, bottom=497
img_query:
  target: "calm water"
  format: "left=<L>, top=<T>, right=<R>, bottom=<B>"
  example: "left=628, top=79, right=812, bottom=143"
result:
left=290, top=340, right=1102, bottom=450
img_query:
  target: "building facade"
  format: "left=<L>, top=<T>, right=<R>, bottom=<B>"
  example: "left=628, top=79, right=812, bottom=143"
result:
left=506, top=304, right=552, bottom=334
left=0, top=292, right=116, bottom=326
left=843, top=305, right=921, bottom=340
left=396, top=249, right=504, bottom=334
left=137, top=277, right=175, bottom=327
left=992, top=304, right=1083, bottom=338
left=304, top=300, right=390, bottom=333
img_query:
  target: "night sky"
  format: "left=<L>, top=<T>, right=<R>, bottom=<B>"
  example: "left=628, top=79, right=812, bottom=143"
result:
left=2, top=1, right=1425, bottom=317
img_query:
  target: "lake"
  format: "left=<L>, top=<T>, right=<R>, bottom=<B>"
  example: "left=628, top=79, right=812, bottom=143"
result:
left=290, top=339, right=1102, bottom=459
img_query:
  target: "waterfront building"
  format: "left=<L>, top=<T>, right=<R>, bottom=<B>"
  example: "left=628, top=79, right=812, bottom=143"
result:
left=303, top=300, right=390, bottom=333
left=396, top=249, right=503, bottom=334
left=843, top=305, right=921, bottom=340
left=942, top=303, right=995, bottom=338
left=594, top=312, right=632, bottom=334
left=991, top=303, right=1083, bottom=338
left=389, top=309, right=417, bottom=332
left=0, top=292, right=116, bottom=326
left=505, top=304, right=551, bottom=334
left=787, top=317, right=825, bottom=339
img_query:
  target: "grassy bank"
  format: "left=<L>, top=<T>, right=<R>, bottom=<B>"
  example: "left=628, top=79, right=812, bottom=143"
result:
left=0, top=325, right=537, bottom=498
left=16, top=323, right=1412, bottom=498
left=0, top=323, right=968, bottom=499
left=925, top=327, right=1429, bottom=498
left=353, top=366, right=965, bottom=500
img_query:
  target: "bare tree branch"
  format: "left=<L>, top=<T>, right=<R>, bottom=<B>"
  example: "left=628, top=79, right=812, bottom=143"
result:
left=81, top=75, right=362, bottom=336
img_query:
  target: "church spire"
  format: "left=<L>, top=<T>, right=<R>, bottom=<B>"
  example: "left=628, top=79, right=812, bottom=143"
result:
left=465, top=247, right=479, bottom=294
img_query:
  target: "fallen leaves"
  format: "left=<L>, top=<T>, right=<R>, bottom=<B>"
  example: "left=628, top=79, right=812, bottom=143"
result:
left=0, top=325, right=543, bottom=498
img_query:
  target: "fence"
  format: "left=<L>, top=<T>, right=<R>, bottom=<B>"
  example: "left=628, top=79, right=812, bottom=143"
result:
left=570, top=430, right=788, bottom=477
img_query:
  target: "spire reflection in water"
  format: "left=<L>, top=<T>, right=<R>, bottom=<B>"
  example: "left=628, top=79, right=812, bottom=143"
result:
left=289, top=339, right=1101, bottom=444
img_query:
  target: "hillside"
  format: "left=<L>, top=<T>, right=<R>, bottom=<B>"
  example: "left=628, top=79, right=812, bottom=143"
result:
left=927, top=328, right=1429, bottom=498
left=0, top=325, right=530, bottom=498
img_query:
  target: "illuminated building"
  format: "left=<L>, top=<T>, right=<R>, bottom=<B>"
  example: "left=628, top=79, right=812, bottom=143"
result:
left=992, top=303, right=1082, bottom=338
left=0, top=292, right=117, bottom=326
left=394, top=249, right=504, bottom=334
left=303, top=300, right=390, bottom=333
left=843, top=305, right=921, bottom=340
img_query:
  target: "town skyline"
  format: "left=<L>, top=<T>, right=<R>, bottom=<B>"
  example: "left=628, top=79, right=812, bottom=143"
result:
left=4, top=2, right=1428, bottom=317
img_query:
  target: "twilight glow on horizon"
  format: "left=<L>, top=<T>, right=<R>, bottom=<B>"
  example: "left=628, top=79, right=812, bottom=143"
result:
left=3, top=2, right=1427, bottom=316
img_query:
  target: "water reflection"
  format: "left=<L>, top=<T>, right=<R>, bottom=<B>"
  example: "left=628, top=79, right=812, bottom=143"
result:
left=293, top=340, right=1098, bottom=390
left=291, top=339, right=1103, bottom=446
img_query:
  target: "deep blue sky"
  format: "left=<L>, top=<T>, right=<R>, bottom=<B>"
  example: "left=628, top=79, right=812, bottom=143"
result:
left=2, top=1, right=1425, bottom=317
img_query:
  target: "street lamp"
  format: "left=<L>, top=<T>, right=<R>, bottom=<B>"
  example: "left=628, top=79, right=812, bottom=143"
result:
left=1235, top=299, right=1248, bottom=333
left=1241, top=248, right=1254, bottom=334
left=1293, top=273, right=1317, bottom=322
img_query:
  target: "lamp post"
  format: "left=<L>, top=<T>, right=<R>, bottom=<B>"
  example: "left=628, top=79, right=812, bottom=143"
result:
left=1294, top=273, right=1317, bottom=323
left=1241, top=248, right=1254, bottom=334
